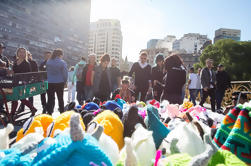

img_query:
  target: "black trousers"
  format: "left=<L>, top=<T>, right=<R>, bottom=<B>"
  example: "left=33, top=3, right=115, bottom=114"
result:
left=135, top=86, right=148, bottom=102
left=47, top=82, right=65, bottom=115
left=199, top=88, right=216, bottom=112
left=40, top=92, right=47, bottom=113
left=216, top=88, right=225, bottom=109
left=76, top=81, right=85, bottom=105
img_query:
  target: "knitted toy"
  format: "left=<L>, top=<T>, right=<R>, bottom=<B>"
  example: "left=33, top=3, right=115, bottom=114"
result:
left=93, top=110, right=124, bottom=150
left=213, top=106, right=242, bottom=148
left=207, top=150, right=247, bottom=166
left=46, top=111, right=85, bottom=137
left=103, top=100, right=123, bottom=111
left=0, top=148, right=33, bottom=165
left=16, top=114, right=53, bottom=142
left=136, top=101, right=146, bottom=108
left=148, top=99, right=160, bottom=108
left=87, top=122, right=120, bottom=165
left=0, top=123, right=13, bottom=150
left=80, top=110, right=95, bottom=128
left=146, top=105, right=170, bottom=149
left=117, top=124, right=155, bottom=166
left=221, top=105, right=251, bottom=164
left=81, top=102, right=100, bottom=111
left=115, top=98, right=126, bottom=110
left=122, top=106, right=146, bottom=137
left=179, top=101, right=193, bottom=112
left=32, top=113, right=112, bottom=166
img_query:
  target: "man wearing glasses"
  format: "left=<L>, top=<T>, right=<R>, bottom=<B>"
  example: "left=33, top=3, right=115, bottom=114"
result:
left=129, top=51, right=152, bottom=101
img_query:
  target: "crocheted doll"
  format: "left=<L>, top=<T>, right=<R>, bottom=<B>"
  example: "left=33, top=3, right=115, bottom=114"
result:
left=32, top=113, right=113, bottom=166
left=16, top=114, right=53, bottom=142
left=122, top=106, right=146, bottom=137
left=93, top=110, right=124, bottom=150
left=47, top=111, right=86, bottom=137
left=0, top=123, right=13, bottom=150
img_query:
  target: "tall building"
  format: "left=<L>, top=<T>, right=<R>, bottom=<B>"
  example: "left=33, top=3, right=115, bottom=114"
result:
left=88, top=19, right=123, bottom=68
left=141, top=48, right=171, bottom=66
left=173, top=33, right=210, bottom=54
left=214, top=28, right=241, bottom=43
left=0, top=0, right=91, bottom=65
left=147, top=39, right=159, bottom=49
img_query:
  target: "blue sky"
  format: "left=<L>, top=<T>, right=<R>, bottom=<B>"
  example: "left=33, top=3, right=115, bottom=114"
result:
left=91, top=0, right=251, bottom=62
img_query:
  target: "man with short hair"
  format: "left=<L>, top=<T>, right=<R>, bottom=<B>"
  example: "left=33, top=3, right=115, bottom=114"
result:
left=110, top=59, right=121, bottom=92
left=39, top=51, right=51, bottom=113
left=199, top=58, right=216, bottom=112
left=129, top=52, right=152, bottom=101
left=215, top=64, right=231, bottom=110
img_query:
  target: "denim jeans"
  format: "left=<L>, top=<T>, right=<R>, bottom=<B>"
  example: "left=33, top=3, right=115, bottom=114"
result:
left=84, top=86, right=94, bottom=101
left=189, top=89, right=198, bottom=106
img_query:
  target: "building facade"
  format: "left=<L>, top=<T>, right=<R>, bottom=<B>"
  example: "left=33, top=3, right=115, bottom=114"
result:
left=147, top=39, right=159, bottom=49
left=141, top=48, right=171, bottom=66
left=173, top=33, right=210, bottom=54
left=0, top=0, right=91, bottom=65
left=88, top=19, right=123, bottom=68
left=214, top=28, right=241, bottom=43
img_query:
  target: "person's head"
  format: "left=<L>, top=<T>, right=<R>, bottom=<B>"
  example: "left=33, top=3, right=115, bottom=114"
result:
left=88, top=53, right=96, bottom=65
left=231, top=92, right=248, bottom=105
left=51, top=48, right=63, bottom=59
left=27, top=51, right=32, bottom=60
left=81, top=56, right=86, bottom=62
left=44, top=51, right=51, bottom=61
left=164, top=53, right=183, bottom=71
left=0, top=43, right=5, bottom=55
left=206, top=58, right=214, bottom=69
left=197, top=67, right=202, bottom=74
left=217, top=64, right=224, bottom=71
left=121, top=76, right=130, bottom=90
left=155, top=53, right=164, bottom=67
left=139, top=51, right=148, bottom=64
left=111, top=59, right=117, bottom=67
left=69, top=66, right=74, bottom=72
left=189, top=67, right=194, bottom=73
left=100, top=54, right=110, bottom=68
left=16, top=47, right=28, bottom=61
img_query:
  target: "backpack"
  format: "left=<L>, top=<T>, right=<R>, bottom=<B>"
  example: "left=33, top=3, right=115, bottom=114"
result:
left=76, top=64, right=85, bottom=81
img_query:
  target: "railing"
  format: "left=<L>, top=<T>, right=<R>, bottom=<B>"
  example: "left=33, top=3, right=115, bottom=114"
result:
left=223, top=81, right=251, bottom=106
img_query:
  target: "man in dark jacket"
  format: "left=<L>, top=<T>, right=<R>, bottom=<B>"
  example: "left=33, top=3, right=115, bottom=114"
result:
left=215, top=64, right=231, bottom=110
left=39, top=51, right=51, bottom=113
left=129, top=51, right=152, bottom=102
left=199, top=58, right=216, bottom=112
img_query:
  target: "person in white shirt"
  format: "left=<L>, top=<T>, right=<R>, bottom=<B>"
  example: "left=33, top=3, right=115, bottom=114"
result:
left=188, top=67, right=199, bottom=106
left=67, top=66, right=76, bottom=103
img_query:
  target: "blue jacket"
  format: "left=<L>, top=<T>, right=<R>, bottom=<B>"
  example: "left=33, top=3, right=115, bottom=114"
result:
left=46, top=57, right=68, bottom=83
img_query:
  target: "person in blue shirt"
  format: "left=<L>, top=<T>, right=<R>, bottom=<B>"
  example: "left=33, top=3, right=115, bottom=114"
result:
left=46, top=48, right=68, bottom=114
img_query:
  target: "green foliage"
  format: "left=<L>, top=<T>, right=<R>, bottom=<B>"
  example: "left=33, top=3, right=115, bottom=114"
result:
left=196, top=39, right=251, bottom=81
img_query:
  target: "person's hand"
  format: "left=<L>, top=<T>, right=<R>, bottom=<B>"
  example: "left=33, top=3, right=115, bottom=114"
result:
left=203, top=87, right=208, bottom=91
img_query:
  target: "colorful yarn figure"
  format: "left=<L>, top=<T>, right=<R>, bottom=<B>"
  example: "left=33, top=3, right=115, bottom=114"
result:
left=221, top=107, right=251, bottom=164
left=213, top=107, right=241, bottom=148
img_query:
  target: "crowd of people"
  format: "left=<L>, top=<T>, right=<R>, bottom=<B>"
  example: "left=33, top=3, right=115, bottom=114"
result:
left=0, top=42, right=233, bottom=115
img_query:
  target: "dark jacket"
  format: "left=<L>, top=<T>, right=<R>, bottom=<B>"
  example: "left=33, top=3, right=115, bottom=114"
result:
left=151, top=65, right=164, bottom=91
left=200, top=67, right=216, bottom=89
left=93, top=65, right=112, bottom=94
left=129, top=62, right=151, bottom=89
left=39, top=60, right=47, bottom=71
left=0, top=69, right=7, bottom=77
left=13, top=60, right=31, bottom=74
left=164, top=66, right=186, bottom=94
left=0, top=54, right=9, bottom=68
left=216, top=70, right=231, bottom=90
left=29, top=59, right=38, bottom=72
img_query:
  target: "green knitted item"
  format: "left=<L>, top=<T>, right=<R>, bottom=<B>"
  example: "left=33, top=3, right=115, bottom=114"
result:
left=213, top=107, right=241, bottom=148
left=208, top=150, right=247, bottom=166
left=221, top=107, right=251, bottom=164
left=158, top=153, right=192, bottom=166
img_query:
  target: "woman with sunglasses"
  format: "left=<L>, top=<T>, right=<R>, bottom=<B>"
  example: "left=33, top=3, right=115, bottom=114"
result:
left=129, top=51, right=152, bottom=102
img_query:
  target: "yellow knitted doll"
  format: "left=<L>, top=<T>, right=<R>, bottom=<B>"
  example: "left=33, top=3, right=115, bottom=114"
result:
left=93, top=110, right=124, bottom=150
left=47, top=111, right=85, bottom=137
left=16, top=114, right=53, bottom=142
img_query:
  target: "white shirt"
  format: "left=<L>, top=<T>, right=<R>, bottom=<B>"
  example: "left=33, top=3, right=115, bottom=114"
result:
left=188, top=73, right=198, bottom=89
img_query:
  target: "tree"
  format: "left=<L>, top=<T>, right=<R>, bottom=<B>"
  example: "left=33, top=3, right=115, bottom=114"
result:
left=195, top=39, right=251, bottom=81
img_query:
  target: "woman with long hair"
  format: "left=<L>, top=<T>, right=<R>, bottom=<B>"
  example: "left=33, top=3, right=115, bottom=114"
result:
left=46, top=48, right=68, bottom=114
left=161, top=54, right=186, bottom=104
left=11, top=47, right=37, bottom=116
